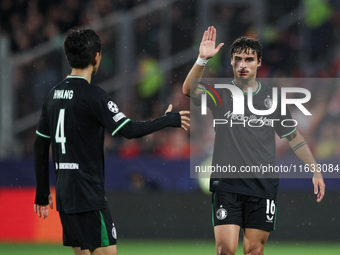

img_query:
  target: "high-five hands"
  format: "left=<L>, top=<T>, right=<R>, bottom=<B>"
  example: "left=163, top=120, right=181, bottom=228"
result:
left=165, top=104, right=190, bottom=131
left=199, top=26, right=224, bottom=60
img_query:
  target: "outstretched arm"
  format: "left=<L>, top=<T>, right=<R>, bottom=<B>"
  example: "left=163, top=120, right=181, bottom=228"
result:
left=182, top=26, right=224, bottom=97
left=118, top=104, right=190, bottom=139
left=286, top=130, right=325, bottom=203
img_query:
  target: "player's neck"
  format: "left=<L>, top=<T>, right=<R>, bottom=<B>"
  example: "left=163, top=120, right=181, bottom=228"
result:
left=234, top=78, right=258, bottom=93
left=70, top=67, right=93, bottom=84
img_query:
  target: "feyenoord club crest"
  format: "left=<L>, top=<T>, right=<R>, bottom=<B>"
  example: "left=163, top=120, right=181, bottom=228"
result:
left=216, top=206, right=228, bottom=220
left=264, top=96, right=273, bottom=109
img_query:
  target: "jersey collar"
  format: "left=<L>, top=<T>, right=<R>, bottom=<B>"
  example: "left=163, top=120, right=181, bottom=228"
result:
left=231, top=80, right=262, bottom=95
left=66, top=75, right=87, bottom=81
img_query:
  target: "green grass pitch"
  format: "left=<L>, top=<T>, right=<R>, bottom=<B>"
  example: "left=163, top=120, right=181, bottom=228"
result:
left=1, top=240, right=340, bottom=255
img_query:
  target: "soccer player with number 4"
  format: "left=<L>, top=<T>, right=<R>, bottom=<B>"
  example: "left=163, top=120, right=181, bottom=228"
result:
left=34, top=28, right=190, bottom=255
left=182, top=26, right=325, bottom=255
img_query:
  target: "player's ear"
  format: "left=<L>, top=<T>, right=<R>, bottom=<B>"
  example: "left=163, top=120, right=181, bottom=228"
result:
left=92, top=52, right=101, bottom=66
left=257, top=57, right=262, bottom=68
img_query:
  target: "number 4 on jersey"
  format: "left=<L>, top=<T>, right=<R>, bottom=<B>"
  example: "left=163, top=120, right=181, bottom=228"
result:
left=55, top=109, right=66, bottom=154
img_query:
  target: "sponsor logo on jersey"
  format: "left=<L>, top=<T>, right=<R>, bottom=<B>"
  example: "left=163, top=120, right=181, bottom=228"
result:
left=107, top=101, right=119, bottom=113
left=56, top=162, right=79, bottom=170
left=216, top=206, right=228, bottom=220
left=53, top=90, right=74, bottom=99
left=221, top=110, right=277, bottom=127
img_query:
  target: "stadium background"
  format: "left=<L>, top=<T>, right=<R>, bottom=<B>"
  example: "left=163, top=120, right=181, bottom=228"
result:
left=0, top=0, right=340, bottom=254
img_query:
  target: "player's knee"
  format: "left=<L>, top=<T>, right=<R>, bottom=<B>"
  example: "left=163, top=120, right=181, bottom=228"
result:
left=91, top=245, right=117, bottom=255
left=243, top=243, right=264, bottom=255
left=216, top=243, right=237, bottom=255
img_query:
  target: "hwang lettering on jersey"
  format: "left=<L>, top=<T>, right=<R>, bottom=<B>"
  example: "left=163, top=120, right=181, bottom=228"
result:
left=53, top=90, right=74, bottom=100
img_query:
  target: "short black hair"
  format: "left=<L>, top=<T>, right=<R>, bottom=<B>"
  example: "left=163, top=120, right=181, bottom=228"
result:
left=64, top=28, right=101, bottom=69
left=230, top=36, right=262, bottom=61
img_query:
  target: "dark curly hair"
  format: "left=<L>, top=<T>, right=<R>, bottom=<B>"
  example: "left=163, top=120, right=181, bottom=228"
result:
left=230, top=36, right=262, bottom=61
left=64, top=28, right=102, bottom=69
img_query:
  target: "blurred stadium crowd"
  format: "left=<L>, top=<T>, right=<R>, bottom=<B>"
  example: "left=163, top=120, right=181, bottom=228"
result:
left=1, top=0, right=340, bottom=162
left=0, top=0, right=149, bottom=53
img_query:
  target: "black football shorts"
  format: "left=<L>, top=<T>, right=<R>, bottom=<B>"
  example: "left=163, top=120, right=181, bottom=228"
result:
left=59, top=207, right=117, bottom=250
left=212, top=191, right=277, bottom=231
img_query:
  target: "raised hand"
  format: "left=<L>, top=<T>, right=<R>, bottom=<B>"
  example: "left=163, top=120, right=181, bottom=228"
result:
left=199, top=26, right=224, bottom=60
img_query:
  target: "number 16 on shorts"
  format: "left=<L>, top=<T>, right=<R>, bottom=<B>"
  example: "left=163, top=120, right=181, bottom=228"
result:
left=266, top=199, right=276, bottom=223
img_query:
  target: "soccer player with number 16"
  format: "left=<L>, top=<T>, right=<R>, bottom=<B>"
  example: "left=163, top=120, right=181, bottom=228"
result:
left=182, top=26, right=325, bottom=255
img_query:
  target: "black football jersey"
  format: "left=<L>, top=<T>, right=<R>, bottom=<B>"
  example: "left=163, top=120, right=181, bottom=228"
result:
left=36, top=75, right=130, bottom=213
left=202, top=81, right=296, bottom=199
